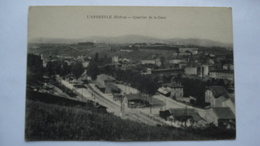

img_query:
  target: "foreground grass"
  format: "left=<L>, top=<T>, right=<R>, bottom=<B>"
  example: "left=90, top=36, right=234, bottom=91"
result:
left=25, top=99, right=207, bottom=141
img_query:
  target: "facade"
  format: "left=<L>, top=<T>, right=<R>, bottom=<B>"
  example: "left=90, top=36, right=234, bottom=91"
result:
left=95, top=74, right=118, bottom=94
left=169, top=59, right=186, bottom=64
left=209, top=70, right=234, bottom=81
left=185, top=67, right=197, bottom=75
left=201, top=65, right=209, bottom=76
left=161, top=83, right=183, bottom=99
left=141, top=58, right=161, bottom=67
left=125, top=94, right=149, bottom=108
left=112, top=56, right=119, bottom=64
left=223, top=63, right=234, bottom=70
left=205, top=86, right=230, bottom=107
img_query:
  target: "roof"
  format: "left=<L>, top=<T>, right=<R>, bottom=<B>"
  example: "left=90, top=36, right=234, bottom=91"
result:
left=210, top=70, right=234, bottom=73
left=169, top=108, right=205, bottom=122
left=229, top=94, right=235, bottom=103
left=95, top=81, right=105, bottom=88
left=169, top=108, right=196, bottom=116
left=97, top=74, right=116, bottom=82
left=207, top=86, right=230, bottom=98
left=162, top=83, right=183, bottom=88
left=126, top=94, right=145, bottom=101
left=152, top=68, right=184, bottom=72
left=212, top=107, right=235, bottom=119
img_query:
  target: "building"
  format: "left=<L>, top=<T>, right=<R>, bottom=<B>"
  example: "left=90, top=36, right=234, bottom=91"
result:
left=82, top=61, right=89, bottom=68
left=223, top=63, right=234, bottom=70
left=125, top=94, right=149, bottom=108
left=201, top=65, right=209, bottom=76
left=205, top=86, right=230, bottom=108
left=120, top=49, right=133, bottom=52
left=112, top=56, right=119, bottom=64
left=209, top=70, right=234, bottom=81
left=169, top=59, right=187, bottom=64
left=141, top=58, right=161, bottom=67
left=161, top=83, right=183, bottom=99
left=160, top=108, right=206, bottom=127
left=185, top=66, right=197, bottom=75
left=95, top=74, right=119, bottom=94
left=205, top=107, right=235, bottom=128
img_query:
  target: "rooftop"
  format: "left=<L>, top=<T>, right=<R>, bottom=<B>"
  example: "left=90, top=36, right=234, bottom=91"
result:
left=207, top=86, right=230, bottom=98
left=97, top=74, right=116, bottom=81
left=212, top=107, right=235, bottom=119
left=169, top=108, right=205, bottom=122
left=126, top=94, right=146, bottom=101
left=162, top=83, right=183, bottom=88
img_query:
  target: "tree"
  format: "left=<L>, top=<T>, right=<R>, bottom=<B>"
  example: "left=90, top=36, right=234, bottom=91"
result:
left=160, top=56, right=165, bottom=68
left=71, top=62, right=84, bottom=79
left=60, top=62, right=70, bottom=76
left=94, top=53, right=99, bottom=62
left=46, top=61, right=55, bottom=77
left=87, top=61, right=99, bottom=80
left=27, top=53, right=44, bottom=84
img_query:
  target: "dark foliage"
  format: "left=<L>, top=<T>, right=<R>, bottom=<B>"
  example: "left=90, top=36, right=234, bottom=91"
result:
left=27, top=54, right=44, bottom=84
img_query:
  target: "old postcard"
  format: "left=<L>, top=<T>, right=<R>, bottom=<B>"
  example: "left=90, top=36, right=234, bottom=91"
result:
left=25, top=6, right=235, bottom=141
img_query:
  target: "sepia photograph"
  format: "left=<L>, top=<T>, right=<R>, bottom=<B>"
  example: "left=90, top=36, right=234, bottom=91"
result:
left=25, top=6, right=235, bottom=141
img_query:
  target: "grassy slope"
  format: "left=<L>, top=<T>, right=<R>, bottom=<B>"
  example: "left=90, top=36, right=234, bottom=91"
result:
left=25, top=99, right=206, bottom=141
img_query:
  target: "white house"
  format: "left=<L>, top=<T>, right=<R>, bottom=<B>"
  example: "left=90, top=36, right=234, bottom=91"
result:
left=205, top=86, right=230, bottom=108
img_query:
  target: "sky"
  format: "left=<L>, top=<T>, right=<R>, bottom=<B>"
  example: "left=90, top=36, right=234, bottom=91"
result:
left=28, top=6, right=233, bottom=44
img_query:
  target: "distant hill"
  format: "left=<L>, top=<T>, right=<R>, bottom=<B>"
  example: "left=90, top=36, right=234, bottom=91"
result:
left=30, top=35, right=233, bottom=48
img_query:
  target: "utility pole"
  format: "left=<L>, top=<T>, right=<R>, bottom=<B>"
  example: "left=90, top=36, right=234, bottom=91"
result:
left=150, top=95, right=152, bottom=114
left=165, top=97, right=166, bottom=110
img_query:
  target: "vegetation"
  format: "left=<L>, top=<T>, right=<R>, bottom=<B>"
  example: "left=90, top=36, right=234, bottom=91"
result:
left=25, top=98, right=208, bottom=141
left=27, top=53, right=44, bottom=84
left=100, top=67, right=160, bottom=96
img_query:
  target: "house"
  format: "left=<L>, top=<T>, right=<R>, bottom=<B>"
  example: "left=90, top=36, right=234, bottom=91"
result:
left=161, top=83, right=183, bottom=99
left=223, top=63, right=234, bottom=70
left=95, top=74, right=118, bottom=94
left=82, top=61, right=89, bottom=68
left=200, top=65, right=209, bottom=76
left=125, top=94, right=149, bottom=108
left=112, top=56, right=119, bottom=64
left=160, top=108, right=206, bottom=127
left=169, top=59, right=187, bottom=64
left=205, top=86, right=230, bottom=108
left=141, top=58, right=161, bottom=67
left=205, top=107, right=235, bottom=128
left=185, top=66, right=198, bottom=75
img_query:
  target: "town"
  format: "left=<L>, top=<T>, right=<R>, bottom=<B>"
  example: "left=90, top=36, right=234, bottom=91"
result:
left=26, top=41, right=235, bottom=139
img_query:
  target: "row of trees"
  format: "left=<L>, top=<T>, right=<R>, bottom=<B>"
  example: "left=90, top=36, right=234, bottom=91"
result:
left=46, top=61, right=84, bottom=79
left=112, top=69, right=159, bottom=96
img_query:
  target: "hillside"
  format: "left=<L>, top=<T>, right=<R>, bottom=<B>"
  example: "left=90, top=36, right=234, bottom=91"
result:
left=30, top=35, right=233, bottom=48
left=25, top=95, right=205, bottom=141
